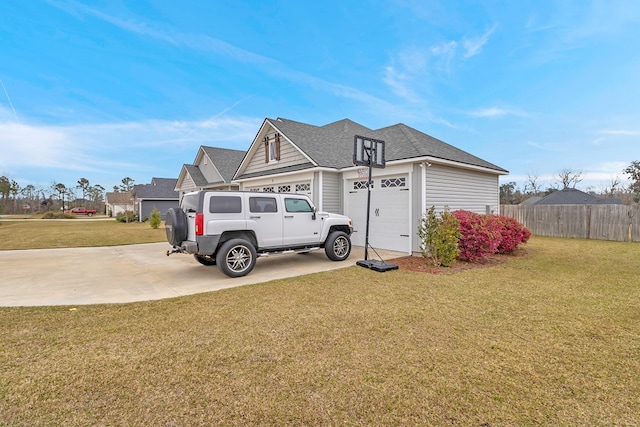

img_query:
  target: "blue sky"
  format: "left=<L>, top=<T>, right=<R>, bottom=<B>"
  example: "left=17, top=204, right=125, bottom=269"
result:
left=1, top=0, right=639, bottom=194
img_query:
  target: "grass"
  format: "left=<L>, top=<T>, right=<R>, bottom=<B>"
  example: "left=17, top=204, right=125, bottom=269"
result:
left=0, top=219, right=166, bottom=249
left=1, top=230, right=639, bottom=425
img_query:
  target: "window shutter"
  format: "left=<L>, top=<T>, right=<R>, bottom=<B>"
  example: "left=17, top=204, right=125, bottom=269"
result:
left=264, top=137, right=269, bottom=163
left=275, top=134, right=281, bottom=161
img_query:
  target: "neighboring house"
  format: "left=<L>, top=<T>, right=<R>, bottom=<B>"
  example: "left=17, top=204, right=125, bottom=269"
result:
left=105, top=191, right=134, bottom=217
left=177, top=117, right=507, bottom=254
left=533, top=188, right=623, bottom=205
left=175, top=146, right=246, bottom=198
left=519, top=196, right=543, bottom=205
left=133, top=178, right=179, bottom=221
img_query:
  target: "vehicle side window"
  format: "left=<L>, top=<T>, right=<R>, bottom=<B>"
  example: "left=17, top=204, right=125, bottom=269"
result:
left=284, top=198, right=313, bottom=213
left=249, top=197, right=278, bottom=213
left=210, top=196, right=242, bottom=214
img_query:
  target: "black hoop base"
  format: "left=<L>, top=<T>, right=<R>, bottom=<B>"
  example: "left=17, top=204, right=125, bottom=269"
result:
left=356, top=259, right=398, bottom=272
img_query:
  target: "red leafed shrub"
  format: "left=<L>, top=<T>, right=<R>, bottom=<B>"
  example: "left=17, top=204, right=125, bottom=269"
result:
left=453, top=210, right=500, bottom=262
left=492, top=215, right=531, bottom=254
left=453, top=211, right=531, bottom=262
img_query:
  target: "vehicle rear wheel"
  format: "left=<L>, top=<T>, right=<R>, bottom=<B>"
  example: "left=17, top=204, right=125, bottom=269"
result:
left=194, top=254, right=216, bottom=266
left=324, top=231, right=351, bottom=261
left=216, top=239, right=257, bottom=277
left=87, top=212, right=93, bottom=217
left=165, top=207, right=187, bottom=246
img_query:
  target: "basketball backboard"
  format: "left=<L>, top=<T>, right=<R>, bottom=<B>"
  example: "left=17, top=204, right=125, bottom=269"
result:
left=353, top=135, right=385, bottom=168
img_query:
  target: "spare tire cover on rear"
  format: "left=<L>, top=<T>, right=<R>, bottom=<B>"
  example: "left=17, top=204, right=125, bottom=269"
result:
left=165, top=207, right=188, bottom=246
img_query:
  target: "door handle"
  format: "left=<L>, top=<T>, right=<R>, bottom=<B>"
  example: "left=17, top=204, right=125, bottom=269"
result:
left=284, top=215, right=293, bottom=218
left=250, top=216, right=261, bottom=219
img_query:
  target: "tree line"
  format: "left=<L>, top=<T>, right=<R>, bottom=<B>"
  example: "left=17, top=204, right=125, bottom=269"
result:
left=0, top=176, right=136, bottom=215
left=500, top=162, right=640, bottom=205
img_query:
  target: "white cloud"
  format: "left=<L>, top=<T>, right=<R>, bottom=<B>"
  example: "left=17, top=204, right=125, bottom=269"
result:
left=0, top=116, right=260, bottom=174
left=468, top=106, right=529, bottom=118
left=383, top=66, right=420, bottom=102
left=463, top=24, right=498, bottom=58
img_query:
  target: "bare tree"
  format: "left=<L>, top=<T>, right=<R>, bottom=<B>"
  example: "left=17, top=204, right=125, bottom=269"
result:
left=556, top=168, right=583, bottom=189
left=602, top=176, right=622, bottom=198
left=524, top=172, right=543, bottom=195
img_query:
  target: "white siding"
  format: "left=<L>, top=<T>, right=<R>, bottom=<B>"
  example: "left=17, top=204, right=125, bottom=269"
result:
left=198, top=157, right=224, bottom=184
left=425, top=164, right=499, bottom=214
left=179, top=174, right=197, bottom=198
left=244, top=131, right=308, bottom=175
left=321, top=171, right=340, bottom=213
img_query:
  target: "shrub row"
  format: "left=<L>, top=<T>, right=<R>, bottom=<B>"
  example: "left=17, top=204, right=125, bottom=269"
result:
left=453, top=210, right=531, bottom=262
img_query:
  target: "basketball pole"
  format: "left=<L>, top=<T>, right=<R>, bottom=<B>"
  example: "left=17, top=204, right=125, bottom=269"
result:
left=353, top=134, right=398, bottom=272
left=363, top=149, right=373, bottom=261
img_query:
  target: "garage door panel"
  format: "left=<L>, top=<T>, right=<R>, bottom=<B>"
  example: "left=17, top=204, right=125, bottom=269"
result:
left=346, top=176, right=410, bottom=253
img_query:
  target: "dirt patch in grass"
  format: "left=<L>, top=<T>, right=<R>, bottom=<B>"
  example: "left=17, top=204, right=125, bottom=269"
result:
left=389, top=249, right=528, bottom=274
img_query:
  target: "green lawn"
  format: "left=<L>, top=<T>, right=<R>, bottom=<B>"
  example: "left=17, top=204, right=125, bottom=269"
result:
left=1, top=229, right=639, bottom=425
left=0, top=219, right=166, bottom=249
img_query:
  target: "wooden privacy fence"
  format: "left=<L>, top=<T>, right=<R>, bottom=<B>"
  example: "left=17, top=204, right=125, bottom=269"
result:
left=500, top=204, right=640, bottom=242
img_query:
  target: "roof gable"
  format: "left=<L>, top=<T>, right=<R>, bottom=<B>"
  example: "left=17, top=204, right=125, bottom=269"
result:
left=199, top=146, right=246, bottom=182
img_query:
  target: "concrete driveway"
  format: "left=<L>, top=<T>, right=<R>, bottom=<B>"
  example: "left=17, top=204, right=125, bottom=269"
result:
left=0, top=243, right=404, bottom=307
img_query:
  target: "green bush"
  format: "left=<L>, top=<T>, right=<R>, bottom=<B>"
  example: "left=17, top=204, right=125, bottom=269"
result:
left=115, top=211, right=138, bottom=223
left=149, top=207, right=161, bottom=229
left=418, top=206, right=460, bottom=267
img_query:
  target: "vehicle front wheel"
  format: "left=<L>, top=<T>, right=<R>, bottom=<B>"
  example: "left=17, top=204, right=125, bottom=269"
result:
left=216, top=239, right=257, bottom=277
left=87, top=212, right=93, bottom=217
left=324, top=231, right=351, bottom=261
left=194, top=254, right=216, bottom=266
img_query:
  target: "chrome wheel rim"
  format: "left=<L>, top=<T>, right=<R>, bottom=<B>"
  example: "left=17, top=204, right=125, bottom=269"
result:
left=226, top=245, right=252, bottom=273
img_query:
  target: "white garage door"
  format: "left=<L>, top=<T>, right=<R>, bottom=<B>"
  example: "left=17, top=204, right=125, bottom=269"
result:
left=346, top=175, right=410, bottom=253
left=246, top=181, right=311, bottom=196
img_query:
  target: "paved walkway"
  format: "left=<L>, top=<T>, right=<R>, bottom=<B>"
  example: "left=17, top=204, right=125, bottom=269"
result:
left=1, top=243, right=405, bottom=307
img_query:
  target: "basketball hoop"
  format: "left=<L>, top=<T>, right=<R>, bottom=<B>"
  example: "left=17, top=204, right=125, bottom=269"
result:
left=352, top=135, right=398, bottom=273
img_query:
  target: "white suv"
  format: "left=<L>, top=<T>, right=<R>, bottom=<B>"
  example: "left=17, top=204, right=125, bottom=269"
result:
left=166, top=191, right=353, bottom=277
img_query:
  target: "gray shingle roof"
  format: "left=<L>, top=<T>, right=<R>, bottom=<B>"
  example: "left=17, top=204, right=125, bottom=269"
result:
left=134, top=178, right=178, bottom=199
left=184, top=164, right=208, bottom=187
left=200, top=146, right=246, bottom=182
left=269, top=118, right=506, bottom=172
left=534, top=188, right=622, bottom=205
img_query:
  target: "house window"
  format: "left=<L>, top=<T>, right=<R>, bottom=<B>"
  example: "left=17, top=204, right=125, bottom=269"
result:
left=353, top=180, right=373, bottom=190
left=295, top=183, right=310, bottom=192
left=263, top=133, right=281, bottom=163
left=381, top=177, right=406, bottom=188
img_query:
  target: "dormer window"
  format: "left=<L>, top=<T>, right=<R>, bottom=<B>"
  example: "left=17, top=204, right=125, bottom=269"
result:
left=263, top=133, right=281, bottom=163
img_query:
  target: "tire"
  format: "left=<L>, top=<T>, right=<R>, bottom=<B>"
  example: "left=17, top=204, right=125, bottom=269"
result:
left=165, top=207, right=187, bottom=246
left=87, top=212, right=93, bottom=217
left=194, top=254, right=216, bottom=266
left=324, top=231, right=351, bottom=261
left=216, top=239, right=257, bottom=278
